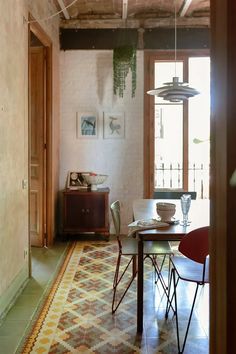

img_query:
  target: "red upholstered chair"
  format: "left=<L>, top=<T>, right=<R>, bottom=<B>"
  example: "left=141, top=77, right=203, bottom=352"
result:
left=111, top=200, right=173, bottom=314
left=165, top=226, right=209, bottom=354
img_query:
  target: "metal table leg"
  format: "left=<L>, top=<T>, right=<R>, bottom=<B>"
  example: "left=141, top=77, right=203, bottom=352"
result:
left=137, top=233, right=144, bottom=333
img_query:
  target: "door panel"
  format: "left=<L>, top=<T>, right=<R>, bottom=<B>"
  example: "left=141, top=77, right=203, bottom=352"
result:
left=29, top=47, right=45, bottom=247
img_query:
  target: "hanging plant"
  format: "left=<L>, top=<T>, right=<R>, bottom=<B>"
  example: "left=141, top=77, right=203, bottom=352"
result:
left=113, top=45, right=137, bottom=98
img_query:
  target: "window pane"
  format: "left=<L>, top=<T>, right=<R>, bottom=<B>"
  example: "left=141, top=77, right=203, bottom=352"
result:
left=188, top=57, right=210, bottom=198
left=154, top=105, right=183, bottom=189
left=154, top=61, right=184, bottom=189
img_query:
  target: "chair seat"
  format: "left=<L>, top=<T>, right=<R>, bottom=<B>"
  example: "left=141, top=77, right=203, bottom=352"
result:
left=121, top=238, right=138, bottom=255
left=121, top=238, right=172, bottom=256
left=171, top=256, right=209, bottom=283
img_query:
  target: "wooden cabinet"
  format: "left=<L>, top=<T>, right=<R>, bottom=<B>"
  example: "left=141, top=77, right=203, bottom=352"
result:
left=63, top=188, right=110, bottom=239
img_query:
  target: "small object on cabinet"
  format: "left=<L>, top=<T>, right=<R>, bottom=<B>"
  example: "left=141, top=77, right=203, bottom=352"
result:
left=67, top=171, right=90, bottom=190
left=82, top=173, right=108, bottom=191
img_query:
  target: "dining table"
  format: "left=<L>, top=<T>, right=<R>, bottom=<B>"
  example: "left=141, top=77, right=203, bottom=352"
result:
left=132, top=198, right=209, bottom=333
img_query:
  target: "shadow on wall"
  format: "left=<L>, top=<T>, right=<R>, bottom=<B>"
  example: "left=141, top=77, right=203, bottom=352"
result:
left=96, top=52, right=114, bottom=104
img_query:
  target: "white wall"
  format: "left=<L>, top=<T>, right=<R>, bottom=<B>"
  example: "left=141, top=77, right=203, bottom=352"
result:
left=60, top=50, right=144, bottom=233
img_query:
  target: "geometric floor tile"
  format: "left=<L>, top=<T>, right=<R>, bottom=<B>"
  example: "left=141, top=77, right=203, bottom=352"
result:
left=19, top=240, right=209, bottom=353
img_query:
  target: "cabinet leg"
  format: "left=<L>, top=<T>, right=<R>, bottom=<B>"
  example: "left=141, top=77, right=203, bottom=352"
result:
left=103, top=232, right=110, bottom=242
left=60, top=233, right=68, bottom=242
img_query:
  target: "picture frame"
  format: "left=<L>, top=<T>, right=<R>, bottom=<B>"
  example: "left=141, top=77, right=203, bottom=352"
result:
left=103, top=112, right=125, bottom=139
left=67, top=171, right=91, bottom=190
left=76, top=112, right=98, bottom=138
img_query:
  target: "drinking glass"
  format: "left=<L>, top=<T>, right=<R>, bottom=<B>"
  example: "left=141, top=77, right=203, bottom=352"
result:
left=180, top=194, right=191, bottom=226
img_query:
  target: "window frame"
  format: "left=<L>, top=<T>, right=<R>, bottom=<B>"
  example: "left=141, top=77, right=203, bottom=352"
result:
left=144, top=49, right=210, bottom=198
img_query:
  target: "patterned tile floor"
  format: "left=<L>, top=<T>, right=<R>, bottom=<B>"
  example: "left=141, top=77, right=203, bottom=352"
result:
left=19, top=237, right=209, bottom=354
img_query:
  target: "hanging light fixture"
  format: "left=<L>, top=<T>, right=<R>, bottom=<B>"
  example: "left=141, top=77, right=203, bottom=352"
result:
left=147, top=0, right=199, bottom=102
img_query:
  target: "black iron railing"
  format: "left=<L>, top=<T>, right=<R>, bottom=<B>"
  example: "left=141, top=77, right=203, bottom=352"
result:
left=155, top=163, right=210, bottom=199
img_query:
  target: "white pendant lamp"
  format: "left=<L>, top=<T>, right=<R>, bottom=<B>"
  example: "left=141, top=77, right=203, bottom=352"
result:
left=147, top=1, right=199, bottom=102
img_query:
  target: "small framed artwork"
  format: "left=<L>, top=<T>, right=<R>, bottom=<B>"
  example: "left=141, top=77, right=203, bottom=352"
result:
left=103, top=112, right=125, bottom=139
left=76, top=112, right=98, bottom=138
left=67, top=171, right=90, bottom=190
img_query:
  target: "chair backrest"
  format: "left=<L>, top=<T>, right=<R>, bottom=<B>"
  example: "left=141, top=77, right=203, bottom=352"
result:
left=153, top=191, right=197, bottom=200
left=178, top=226, right=209, bottom=264
left=110, top=200, right=121, bottom=236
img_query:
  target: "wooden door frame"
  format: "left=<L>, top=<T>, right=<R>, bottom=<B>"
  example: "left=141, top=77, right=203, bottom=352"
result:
left=210, top=0, right=236, bottom=352
left=28, top=16, right=53, bottom=246
left=143, top=49, right=209, bottom=198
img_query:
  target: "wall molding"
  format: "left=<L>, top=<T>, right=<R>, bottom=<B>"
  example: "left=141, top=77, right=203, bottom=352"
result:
left=0, top=265, right=29, bottom=320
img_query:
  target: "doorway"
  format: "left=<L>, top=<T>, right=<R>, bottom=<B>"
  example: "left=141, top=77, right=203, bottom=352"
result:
left=28, top=20, right=52, bottom=247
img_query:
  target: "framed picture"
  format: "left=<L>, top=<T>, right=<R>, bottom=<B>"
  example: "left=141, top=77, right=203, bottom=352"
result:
left=67, top=171, right=91, bottom=190
left=103, top=112, right=125, bottom=139
left=76, top=112, right=98, bottom=138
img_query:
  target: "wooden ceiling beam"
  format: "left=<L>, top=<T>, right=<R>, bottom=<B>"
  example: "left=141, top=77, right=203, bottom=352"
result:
left=122, top=0, right=128, bottom=20
left=179, top=0, right=193, bottom=17
left=60, top=27, right=209, bottom=50
left=60, top=17, right=209, bottom=29
left=57, top=0, right=70, bottom=20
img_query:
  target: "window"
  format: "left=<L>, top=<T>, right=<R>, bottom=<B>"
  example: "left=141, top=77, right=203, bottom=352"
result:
left=144, top=51, right=210, bottom=199
left=188, top=57, right=210, bottom=198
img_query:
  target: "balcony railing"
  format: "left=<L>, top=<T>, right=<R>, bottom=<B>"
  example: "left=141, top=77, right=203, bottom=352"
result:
left=155, top=163, right=210, bottom=199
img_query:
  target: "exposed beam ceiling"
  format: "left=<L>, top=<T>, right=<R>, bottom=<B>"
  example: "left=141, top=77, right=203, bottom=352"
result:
left=56, top=0, right=210, bottom=29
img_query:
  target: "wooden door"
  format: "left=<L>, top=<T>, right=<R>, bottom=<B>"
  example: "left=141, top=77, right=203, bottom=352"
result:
left=29, top=46, right=46, bottom=247
left=210, top=0, right=236, bottom=352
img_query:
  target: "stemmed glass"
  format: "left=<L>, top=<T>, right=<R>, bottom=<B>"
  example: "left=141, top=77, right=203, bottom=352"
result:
left=180, top=194, right=191, bottom=226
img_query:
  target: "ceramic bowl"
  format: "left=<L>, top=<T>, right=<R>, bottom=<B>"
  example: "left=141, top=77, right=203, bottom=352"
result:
left=82, top=174, right=108, bottom=191
left=156, top=202, right=176, bottom=221
left=156, top=202, right=176, bottom=211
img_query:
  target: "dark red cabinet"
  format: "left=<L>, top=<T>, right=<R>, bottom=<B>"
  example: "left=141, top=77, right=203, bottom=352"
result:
left=63, top=188, right=110, bottom=238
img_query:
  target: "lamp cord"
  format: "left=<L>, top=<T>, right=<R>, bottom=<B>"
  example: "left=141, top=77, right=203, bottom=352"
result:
left=28, top=0, right=78, bottom=23
left=174, top=0, right=177, bottom=77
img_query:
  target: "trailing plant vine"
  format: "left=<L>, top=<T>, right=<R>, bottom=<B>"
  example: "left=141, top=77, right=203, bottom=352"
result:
left=113, top=45, right=137, bottom=98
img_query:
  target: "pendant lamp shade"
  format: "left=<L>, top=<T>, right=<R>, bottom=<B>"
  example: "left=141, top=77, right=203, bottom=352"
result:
left=147, top=77, right=200, bottom=103
left=147, top=1, right=199, bottom=102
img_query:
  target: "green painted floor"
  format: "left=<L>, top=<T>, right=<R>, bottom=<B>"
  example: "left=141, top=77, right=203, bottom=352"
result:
left=0, top=242, right=69, bottom=354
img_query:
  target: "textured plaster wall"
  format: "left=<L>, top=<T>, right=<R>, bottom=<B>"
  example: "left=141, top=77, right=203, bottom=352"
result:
left=0, top=0, right=59, bottom=301
left=0, top=0, right=29, bottom=298
left=60, top=50, right=144, bottom=233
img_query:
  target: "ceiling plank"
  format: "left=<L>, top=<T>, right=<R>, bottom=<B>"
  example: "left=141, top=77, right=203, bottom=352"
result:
left=179, top=0, right=193, bottom=17
left=57, top=0, right=70, bottom=20
left=60, top=17, right=209, bottom=29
